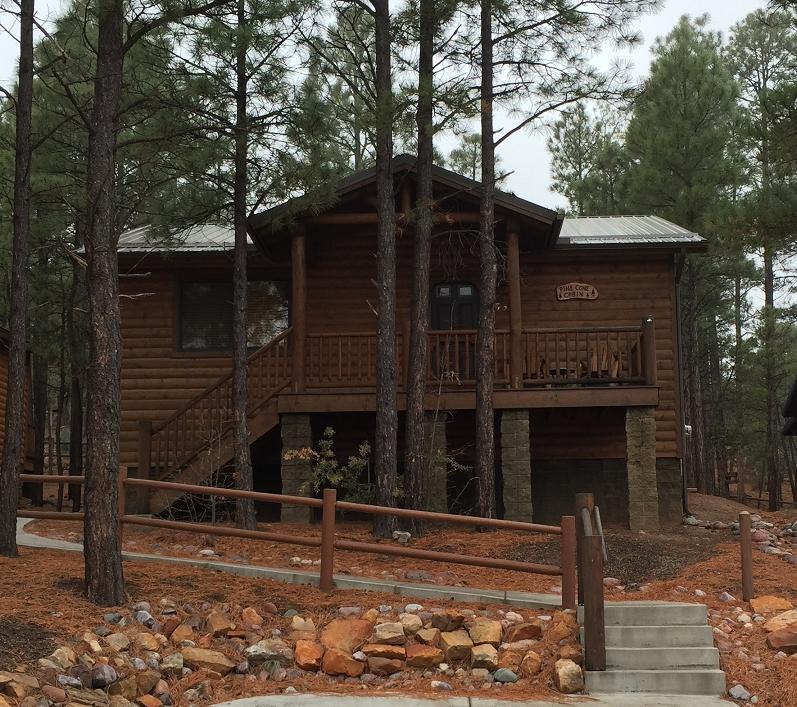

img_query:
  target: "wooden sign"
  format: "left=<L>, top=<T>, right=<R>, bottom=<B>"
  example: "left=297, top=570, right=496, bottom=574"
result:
left=556, top=282, right=598, bottom=301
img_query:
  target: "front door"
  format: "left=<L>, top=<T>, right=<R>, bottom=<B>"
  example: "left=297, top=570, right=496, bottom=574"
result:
left=431, top=282, right=478, bottom=330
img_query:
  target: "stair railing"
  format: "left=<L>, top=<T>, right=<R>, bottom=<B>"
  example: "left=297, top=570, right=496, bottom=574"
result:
left=139, top=328, right=293, bottom=480
left=576, top=492, right=606, bottom=671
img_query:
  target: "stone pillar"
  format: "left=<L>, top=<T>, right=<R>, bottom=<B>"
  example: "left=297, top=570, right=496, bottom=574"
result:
left=500, top=409, right=533, bottom=521
left=280, top=413, right=313, bottom=523
left=626, top=406, right=659, bottom=531
left=423, top=412, right=448, bottom=513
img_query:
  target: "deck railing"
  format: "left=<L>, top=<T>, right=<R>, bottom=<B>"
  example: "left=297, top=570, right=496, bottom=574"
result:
left=148, top=328, right=293, bottom=478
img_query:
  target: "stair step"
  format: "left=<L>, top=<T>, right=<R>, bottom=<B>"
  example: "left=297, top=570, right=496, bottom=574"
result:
left=585, top=669, right=726, bottom=695
left=581, top=625, right=715, bottom=648
left=578, top=601, right=707, bottom=627
left=605, top=647, right=720, bottom=670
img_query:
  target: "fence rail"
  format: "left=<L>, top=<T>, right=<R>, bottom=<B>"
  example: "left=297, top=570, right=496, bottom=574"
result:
left=17, top=470, right=577, bottom=610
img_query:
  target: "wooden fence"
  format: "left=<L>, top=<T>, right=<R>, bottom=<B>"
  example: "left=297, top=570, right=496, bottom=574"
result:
left=17, top=471, right=579, bottom=611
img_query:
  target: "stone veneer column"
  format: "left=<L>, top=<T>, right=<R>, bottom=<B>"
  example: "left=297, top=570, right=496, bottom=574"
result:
left=280, top=413, right=313, bottom=523
left=423, top=412, right=448, bottom=513
left=500, top=409, right=533, bottom=521
left=626, top=406, right=659, bottom=531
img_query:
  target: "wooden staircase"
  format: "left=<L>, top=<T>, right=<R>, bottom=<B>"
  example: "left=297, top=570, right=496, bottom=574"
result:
left=145, top=328, right=293, bottom=514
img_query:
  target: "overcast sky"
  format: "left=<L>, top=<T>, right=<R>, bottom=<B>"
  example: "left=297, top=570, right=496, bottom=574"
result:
left=0, top=0, right=769, bottom=207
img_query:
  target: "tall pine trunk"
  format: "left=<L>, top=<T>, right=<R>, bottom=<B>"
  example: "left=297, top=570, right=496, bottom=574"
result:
left=30, top=353, right=48, bottom=506
left=683, top=261, right=706, bottom=494
left=0, top=0, right=34, bottom=557
left=475, top=0, right=496, bottom=518
left=403, top=0, right=434, bottom=533
left=763, top=234, right=781, bottom=511
left=233, top=0, right=256, bottom=529
left=372, top=0, right=398, bottom=537
left=83, top=0, right=126, bottom=605
left=68, top=261, right=85, bottom=512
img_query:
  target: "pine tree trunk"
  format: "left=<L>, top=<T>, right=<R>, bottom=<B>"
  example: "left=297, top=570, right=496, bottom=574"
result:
left=734, top=274, right=744, bottom=502
left=233, top=0, right=256, bottom=530
left=372, top=0, right=398, bottom=537
left=83, top=0, right=126, bottom=605
left=682, top=261, right=706, bottom=494
left=708, top=316, right=728, bottom=497
left=403, top=0, right=434, bottom=534
left=475, top=0, right=497, bottom=519
left=0, top=0, right=34, bottom=557
left=763, top=234, right=781, bottom=511
left=30, top=354, right=48, bottom=507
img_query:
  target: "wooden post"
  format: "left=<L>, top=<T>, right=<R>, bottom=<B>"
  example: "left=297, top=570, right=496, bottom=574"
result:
left=642, top=316, right=657, bottom=386
left=291, top=229, right=307, bottom=392
left=320, top=488, right=337, bottom=593
left=740, top=511, right=754, bottom=601
left=117, top=466, right=127, bottom=549
left=507, top=228, right=523, bottom=388
left=583, top=534, right=606, bottom=671
left=575, top=492, right=594, bottom=605
left=560, top=515, right=577, bottom=611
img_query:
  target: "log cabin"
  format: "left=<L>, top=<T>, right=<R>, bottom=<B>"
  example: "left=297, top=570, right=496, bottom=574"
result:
left=119, top=155, right=705, bottom=529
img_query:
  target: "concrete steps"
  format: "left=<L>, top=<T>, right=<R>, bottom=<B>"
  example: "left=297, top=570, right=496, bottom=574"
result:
left=580, top=601, right=726, bottom=696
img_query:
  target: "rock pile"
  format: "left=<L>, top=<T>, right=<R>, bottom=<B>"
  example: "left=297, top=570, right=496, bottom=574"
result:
left=2, top=598, right=583, bottom=706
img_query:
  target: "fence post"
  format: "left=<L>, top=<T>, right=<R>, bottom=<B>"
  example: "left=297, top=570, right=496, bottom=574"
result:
left=117, top=466, right=128, bottom=550
left=320, top=488, right=337, bottom=593
left=583, top=534, right=606, bottom=671
left=575, top=492, right=594, bottom=605
left=740, top=511, right=754, bottom=601
left=560, top=515, right=577, bottom=611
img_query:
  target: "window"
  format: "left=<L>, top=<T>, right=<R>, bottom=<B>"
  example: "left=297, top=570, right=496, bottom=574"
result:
left=178, top=281, right=289, bottom=352
left=431, top=281, right=478, bottom=329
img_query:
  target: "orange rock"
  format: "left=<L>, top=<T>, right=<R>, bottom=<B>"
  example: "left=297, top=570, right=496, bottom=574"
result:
left=504, top=622, right=542, bottom=642
left=766, top=626, right=797, bottom=654
left=498, top=650, right=523, bottom=670
left=414, top=628, right=440, bottom=646
left=367, top=657, right=403, bottom=676
left=205, top=611, right=235, bottom=637
left=197, top=633, right=213, bottom=648
left=169, top=624, right=194, bottom=645
left=520, top=650, right=542, bottom=677
left=136, top=695, right=162, bottom=707
left=241, top=607, right=264, bottom=627
left=405, top=644, right=444, bottom=668
left=559, top=644, right=584, bottom=667
left=321, top=648, right=365, bottom=677
left=362, top=644, right=406, bottom=660
left=320, top=619, right=373, bottom=653
left=763, top=610, right=797, bottom=633
left=295, top=640, right=325, bottom=671
left=160, top=617, right=180, bottom=638
left=547, top=621, right=574, bottom=643
left=750, top=596, right=793, bottom=614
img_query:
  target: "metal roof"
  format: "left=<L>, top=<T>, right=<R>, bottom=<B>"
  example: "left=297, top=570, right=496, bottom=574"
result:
left=558, top=215, right=704, bottom=248
left=117, top=224, right=251, bottom=253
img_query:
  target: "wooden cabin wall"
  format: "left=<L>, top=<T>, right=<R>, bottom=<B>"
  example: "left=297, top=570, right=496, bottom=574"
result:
left=118, top=271, right=234, bottom=469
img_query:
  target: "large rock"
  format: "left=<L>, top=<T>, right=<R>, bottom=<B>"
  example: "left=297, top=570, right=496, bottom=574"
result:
left=498, top=650, right=523, bottom=670
left=559, top=644, right=584, bottom=667
left=467, top=619, right=503, bottom=647
left=520, top=650, right=542, bottom=676
left=160, top=654, right=183, bottom=677
left=105, top=634, right=130, bottom=653
left=504, top=622, right=542, bottom=643
left=321, top=649, right=364, bottom=677
left=205, top=611, right=235, bottom=637
left=320, top=619, right=373, bottom=653
left=554, top=658, right=584, bottom=693
left=244, top=638, right=293, bottom=666
left=764, top=610, right=797, bottom=633
left=415, top=628, right=440, bottom=646
left=134, top=633, right=159, bottom=652
left=294, top=640, right=324, bottom=671
left=367, top=657, right=403, bottom=676
left=470, top=644, right=498, bottom=671
left=439, top=630, right=473, bottom=661
left=90, top=665, right=118, bottom=689
left=405, top=644, right=444, bottom=668
left=373, top=622, right=406, bottom=645
left=547, top=621, right=575, bottom=644
left=180, top=647, right=236, bottom=675
left=750, top=596, right=793, bottom=614
left=169, top=624, right=194, bottom=645
left=398, top=613, right=423, bottom=635
left=766, top=626, right=797, bottom=654
left=362, top=644, right=406, bottom=660
left=241, top=607, right=263, bottom=627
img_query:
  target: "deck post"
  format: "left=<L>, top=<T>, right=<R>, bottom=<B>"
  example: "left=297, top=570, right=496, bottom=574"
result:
left=320, top=487, right=337, bottom=592
left=291, top=228, right=307, bottom=392
left=740, top=511, right=754, bottom=601
left=642, top=316, right=656, bottom=386
left=582, top=534, right=606, bottom=671
left=575, top=492, right=594, bottom=605
left=560, top=515, right=577, bottom=611
left=507, top=227, right=523, bottom=388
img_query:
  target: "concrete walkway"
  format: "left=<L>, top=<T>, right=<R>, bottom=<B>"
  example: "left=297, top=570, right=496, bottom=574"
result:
left=213, top=693, right=732, bottom=706
left=15, top=519, right=559, bottom=609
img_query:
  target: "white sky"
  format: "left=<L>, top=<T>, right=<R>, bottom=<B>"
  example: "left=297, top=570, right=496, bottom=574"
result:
left=0, top=0, right=769, bottom=208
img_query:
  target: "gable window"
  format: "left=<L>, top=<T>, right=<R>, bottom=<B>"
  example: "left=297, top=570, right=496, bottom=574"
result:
left=178, top=281, right=289, bottom=352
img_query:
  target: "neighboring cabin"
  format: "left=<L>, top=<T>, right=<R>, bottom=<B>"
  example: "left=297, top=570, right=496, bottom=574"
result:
left=118, top=156, right=705, bottom=529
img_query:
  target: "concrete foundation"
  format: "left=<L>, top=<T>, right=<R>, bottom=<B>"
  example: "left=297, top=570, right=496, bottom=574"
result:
left=423, top=412, right=448, bottom=513
left=280, top=413, right=313, bottom=522
left=500, top=409, right=532, bottom=521
left=625, top=407, right=659, bottom=531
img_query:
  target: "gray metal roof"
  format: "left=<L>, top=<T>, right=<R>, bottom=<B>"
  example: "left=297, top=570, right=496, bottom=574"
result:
left=117, top=224, right=251, bottom=252
left=558, top=215, right=704, bottom=248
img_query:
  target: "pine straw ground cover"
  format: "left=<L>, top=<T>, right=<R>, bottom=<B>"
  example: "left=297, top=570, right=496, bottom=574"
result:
left=0, top=548, right=577, bottom=705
